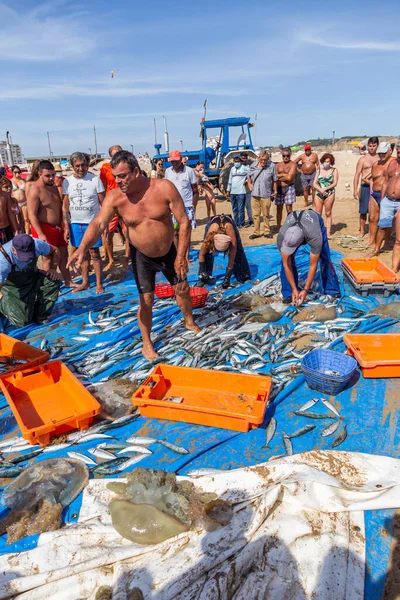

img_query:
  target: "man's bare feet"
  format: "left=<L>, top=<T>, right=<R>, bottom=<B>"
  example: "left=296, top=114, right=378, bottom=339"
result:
left=142, top=345, right=159, bottom=361
left=184, top=321, right=201, bottom=334
left=366, top=248, right=378, bottom=259
left=103, top=262, right=114, bottom=272
left=72, top=283, right=90, bottom=294
left=96, top=285, right=105, bottom=294
left=367, top=239, right=375, bottom=247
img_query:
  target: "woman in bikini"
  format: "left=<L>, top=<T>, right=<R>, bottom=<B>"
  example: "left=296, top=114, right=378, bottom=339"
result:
left=11, top=166, right=29, bottom=234
left=312, top=153, right=339, bottom=238
left=194, top=161, right=217, bottom=221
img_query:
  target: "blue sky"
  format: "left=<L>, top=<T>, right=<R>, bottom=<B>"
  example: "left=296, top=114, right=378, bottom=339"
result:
left=1, top=0, right=400, bottom=158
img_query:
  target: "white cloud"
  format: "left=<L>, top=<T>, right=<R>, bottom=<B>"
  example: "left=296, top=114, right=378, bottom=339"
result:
left=0, top=2, right=97, bottom=61
left=303, top=36, right=400, bottom=52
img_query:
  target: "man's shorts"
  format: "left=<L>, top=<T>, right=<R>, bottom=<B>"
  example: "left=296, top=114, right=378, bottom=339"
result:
left=276, top=184, right=296, bottom=206
left=107, top=214, right=119, bottom=234
left=172, top=206, right=196, bottom=231
left=70, top=223, right=102, bottom=248
left=31, top=222, right=68, bottom=248
left=130, top=243, right=181, bottom=294
left=359, top=183, right=371, bottom=214
left=371, top=190, right=382, bottom=205
left=0, top=226, right=13, bottom=245
left=300, top=172, right=315, bottom=189
left=378, top=196, right=400, bottom=229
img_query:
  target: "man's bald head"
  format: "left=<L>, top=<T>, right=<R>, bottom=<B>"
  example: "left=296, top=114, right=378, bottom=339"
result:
left=109, top=145, right=123, bottom=158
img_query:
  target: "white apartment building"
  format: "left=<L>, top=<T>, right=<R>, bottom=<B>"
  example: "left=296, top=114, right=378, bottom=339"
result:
left=0, top=141, right=24, bottom=165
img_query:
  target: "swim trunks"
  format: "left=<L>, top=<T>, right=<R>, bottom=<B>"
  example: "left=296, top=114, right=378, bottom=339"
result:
left=70, top=223, right=102, bottom=249
left=370, top=190, right=382, bottom=205
left=130, top=243, right=181, bottom=294
left=275, top=184, right=296, bottom=206
left=378, top=195, right=400, bottom=229
left=172, top=205, right=196, bottom=231
left=0, top=226, right=13, bottom=245
left=300, top=172, right=315, bottom=189
left=359, top=183, right=371, bottom=214
left=107, top=214, right=119, bottom=234
left=31, top=222, right=68, bottom=248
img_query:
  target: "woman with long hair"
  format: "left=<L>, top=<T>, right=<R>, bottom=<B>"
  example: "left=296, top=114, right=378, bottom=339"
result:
left=194, top=161, right=216, bottom=221
left=312, top=153, right=338, bottom=237
left=11, top=165, right=29, bottom=233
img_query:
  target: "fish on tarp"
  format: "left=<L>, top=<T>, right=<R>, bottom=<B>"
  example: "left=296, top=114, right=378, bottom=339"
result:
left=231, top=294, right=270, bottom=311
left=293, top=306, right=337, bottom=323
left=245, top=306, right=281, bottom=324
left=368, top=303, right=400, bottom=320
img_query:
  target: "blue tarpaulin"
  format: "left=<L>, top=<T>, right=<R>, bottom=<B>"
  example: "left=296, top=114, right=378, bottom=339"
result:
left=0, top=243, right=398, bottom=598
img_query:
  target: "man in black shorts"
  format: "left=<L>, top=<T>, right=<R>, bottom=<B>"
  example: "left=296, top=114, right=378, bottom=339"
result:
left=68, top=151, right=199, bottom=360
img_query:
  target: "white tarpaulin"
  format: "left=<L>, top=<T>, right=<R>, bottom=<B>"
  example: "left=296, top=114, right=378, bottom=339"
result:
left=1, top=450, right=400, bottom=600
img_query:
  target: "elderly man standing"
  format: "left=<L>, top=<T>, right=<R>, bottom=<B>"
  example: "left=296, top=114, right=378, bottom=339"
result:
left=247, top=150, right=277, bottom=239
left=295, top=144, right=319, bottom=207
left=62, top=152, right=105, bottom=294
left=100, top=145, right=123, bottom=270
left=226, top=156, right=249, bottom=228
left=165, top=150, right=198, bottom=231
left=240, top=152, right=254, bottom=227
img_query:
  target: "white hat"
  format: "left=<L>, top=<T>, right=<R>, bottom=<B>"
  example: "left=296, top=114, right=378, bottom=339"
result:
left=377, top=142, right=391, bottom=153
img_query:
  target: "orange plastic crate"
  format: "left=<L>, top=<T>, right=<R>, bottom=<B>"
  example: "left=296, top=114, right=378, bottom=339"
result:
left=344, top=333, right=400, bottom=378
left=132, top=364, right=272, bottom=432
left=341, top=258, right=399, bottom=283
left=0, top=361, right=101, bottom=446
left=0, top=333, right=49, bottom=374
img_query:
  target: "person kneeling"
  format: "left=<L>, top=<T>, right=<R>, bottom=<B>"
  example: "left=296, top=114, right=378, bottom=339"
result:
left=198, top=214, right=251, bottom=289
left=0, top=234, right=60, bottom=327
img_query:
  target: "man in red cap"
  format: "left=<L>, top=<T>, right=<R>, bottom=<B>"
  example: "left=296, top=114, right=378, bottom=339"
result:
left=100, top=145, right=124, bottom=270
left=165, top=150, right=198, bottom=232
left=295, top=144, right=319, bottom=207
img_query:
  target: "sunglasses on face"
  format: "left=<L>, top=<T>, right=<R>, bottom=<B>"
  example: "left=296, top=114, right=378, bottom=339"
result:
left=282, top=154, right=290, bottom=158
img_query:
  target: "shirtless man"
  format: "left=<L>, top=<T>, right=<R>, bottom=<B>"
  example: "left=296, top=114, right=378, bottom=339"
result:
left=353, top=136, right=379, bottom=238
left=295, top=144, right=319, bottom=207
left=276, top=149, right=297, bottom=229
left=369, top=142, right=400, bottom=271
left=67, top=150, right=199, bottom=360
left=0, top=177, right=19, bottom=244
left=367, top=142, right=395, bottom=249
left=28, top=160, right=74, bottom=287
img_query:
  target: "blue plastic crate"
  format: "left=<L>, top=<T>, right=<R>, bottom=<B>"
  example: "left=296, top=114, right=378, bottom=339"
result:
left=301, top=348, right=358, bottom=395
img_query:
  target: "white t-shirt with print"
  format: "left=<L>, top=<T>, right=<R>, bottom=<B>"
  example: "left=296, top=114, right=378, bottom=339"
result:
left=165, top=166, right=197, bottom=207
left=62, top=173, right=105, bottom=224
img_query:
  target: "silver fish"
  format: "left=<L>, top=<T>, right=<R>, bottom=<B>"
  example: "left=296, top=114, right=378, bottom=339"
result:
left=292, top=410, right=335, bottom=420
left=186, top=468, right=227, bottom=477
left=88, top=448, right=116, bottom=460
left=97, top=442, right=127, bottom=451
left=289, top=424, right=315, bottom=438
left=67, top=451, right=96, bottom=465
left=283, top=432, right=293, bottom=456
left=72, top=336, right=90, bottom=342
left=332, top=425, right=347, bottom=448
left=320, top=398, right=341, bottom=418
left=117, top=445, right=152, bottom=455
left=159, top=440, right=189, bottom=455
left=43, top=443, right=72, bottom=453
left=322, top=420, right=341, bottom=437
left=76, top=433, right=114, bottom=444
left=117, top=454, right=147, bottom=471
left=298, top=398, right=319, bottom=412
left=264, top=417, right=277, bottom=448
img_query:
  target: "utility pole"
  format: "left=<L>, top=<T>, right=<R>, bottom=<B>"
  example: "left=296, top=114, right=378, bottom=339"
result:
left=93, top=126, right=98, bottom=157
left=47, top=131, right=53, bottom=159
left=163, top=116, right=169, bottom=153
left=88, top=148, right=92, bottom=155
left=332, top=130, right=335, bottom=146
left=130, top=144, right=134, bottom=154
left=154, top=118, right=158, bottom=145
left=254, top=113, right=258, bottom=147
left=180, top=140, right=183, bottom=152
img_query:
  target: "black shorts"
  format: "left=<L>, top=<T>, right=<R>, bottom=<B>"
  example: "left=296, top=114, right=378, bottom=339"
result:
left=359, top=184, right=370, bottom=215
left=0, top=226, right=13, bottom=245
left=130, top=244, right=179, bottom=294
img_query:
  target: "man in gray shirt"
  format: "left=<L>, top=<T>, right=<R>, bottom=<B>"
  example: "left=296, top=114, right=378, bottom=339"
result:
left=277, top=209, right=340, bottom=305
left=248, top=150, right=278, bottom=239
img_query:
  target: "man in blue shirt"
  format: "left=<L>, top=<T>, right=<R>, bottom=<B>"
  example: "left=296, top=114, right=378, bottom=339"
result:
left=226, top=156, right=249, bottom=228
left=0, top=234, right=60, bottom=327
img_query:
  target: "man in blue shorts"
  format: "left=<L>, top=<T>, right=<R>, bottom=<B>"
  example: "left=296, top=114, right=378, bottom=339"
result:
left=62, top=152, right=105, bottom=294
left=353, top=136, right=379, bottom=238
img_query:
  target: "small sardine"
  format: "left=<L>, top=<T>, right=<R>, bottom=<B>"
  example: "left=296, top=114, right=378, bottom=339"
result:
left=289, top=424, right=315, bottom=439
left=117, top=445, right=152, bottom=455
left=72, top=336, right=90, bottom=342
left=283, top=432, right=293, bottom=456
left=88, top=448, right=116, bottom=460
left=67, top=451, right=97, bottom=466
left=322, top=420, right=341, bottom=437
left=10, top=449, right=43, bottom=464
left=92, top=457, right=128, bottom=475
left=0, top=467, right=24, bottom=478
left=76, top=433, right=114, bottom=444
left=99, top=416, right=139, bottom=431
left=97, top=442, right=127, bottom=451
left=43, top=443, right=72, bottom=453
left=332, top=425, right=347, bottom=448
left=264, top=417, right=277, bottom=448
left=298, top=398, right=319, bottom=412
left=126, top=436, right=158, bottom=446
left=292, top=410, right=335, bottom=420
left=159, top=440, right=189, bottom=455
left=320, top=398, right=341, bottom=418
left=117, top=454, right=147, bottom=471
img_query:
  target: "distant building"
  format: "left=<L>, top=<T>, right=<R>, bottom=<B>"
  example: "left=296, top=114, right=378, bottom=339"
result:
left=0, top=141, right=24, bottom=165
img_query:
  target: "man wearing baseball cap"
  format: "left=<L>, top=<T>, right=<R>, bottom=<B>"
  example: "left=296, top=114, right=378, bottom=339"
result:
left=0, top=233, right=60, bottom=327
left=277, top=209, right=340, bottom=305
left=165, top=150, right=198, bottom=232
left=295, top=144, right=319, bottom=207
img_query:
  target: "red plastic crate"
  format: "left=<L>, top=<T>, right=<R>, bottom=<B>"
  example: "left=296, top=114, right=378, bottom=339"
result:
left=154, top=283, right=175, bottom=299
left=190, top=287, right=208, bottom=308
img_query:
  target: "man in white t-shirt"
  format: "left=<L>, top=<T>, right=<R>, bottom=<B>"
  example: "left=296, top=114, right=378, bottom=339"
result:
left=62, top=152, right=105, bottom=294
left=165, top=149, right=198, bottom=230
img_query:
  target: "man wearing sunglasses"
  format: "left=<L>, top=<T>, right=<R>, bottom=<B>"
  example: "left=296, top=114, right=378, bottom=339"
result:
left=276, top=149, right=297, bottom=229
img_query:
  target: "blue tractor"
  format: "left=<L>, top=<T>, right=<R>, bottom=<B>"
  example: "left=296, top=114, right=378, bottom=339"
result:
left=153, top=117, right=257, bottom=193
